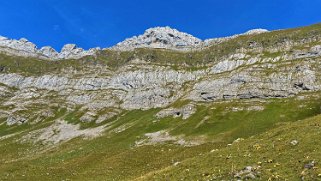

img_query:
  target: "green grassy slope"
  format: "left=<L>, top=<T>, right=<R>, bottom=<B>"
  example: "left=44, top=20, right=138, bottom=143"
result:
left=0, top=92, right=320, bottom=180
left=139, top=114, right=321, bottom=181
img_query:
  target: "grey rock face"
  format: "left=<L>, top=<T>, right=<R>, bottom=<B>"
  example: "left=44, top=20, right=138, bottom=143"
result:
left=156, top=104, right=196, bottom=120
left=0, top=27, right=269, bottom=59
left=0, top=37, right=33, bottom=52
left=0, top=36, right=39, bottom=57
left=0, top=46, right=320, bottom=116
left=80, top=112, right=96, bottom=123
left=6, top=115, right=28, bottom=126
left=243, top=28, right=269, bottom=35
left=0, top=36, right=98, bottom=60
left=95, top=110, right=121, bottom=124
left=112, top=26, right=202, bottom=51
left=113, top=27, right=269, bottom=51
left=292, top=45, right=321, bottom=59
left=0, top=68, right=204, bottom=91
left=40, top=46, right=59, bottom=59
left=0, top=67, right=205, bottom=110
left=189, top=60, right=320, bottom=102
left=211, top=56, right=259, bottom=74
left=1, top=27, right=321, bottom=131
left=59, top=44, right=98, bottom=59
left=22, top=120, right=105, bottom=145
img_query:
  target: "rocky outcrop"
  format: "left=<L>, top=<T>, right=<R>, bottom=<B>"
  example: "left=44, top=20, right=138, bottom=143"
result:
left=156, top=104, right=196, bottom=120
left=112, top=27, right=269, bottom=51
left=6, top=115, right=28, bottom=126
left=1, top=25, right=321, bottom=131
left=0, top=27, right=269, bottom=59
left=58, top=44, right=100, bottom=59
left=234, top=166, right=261, bottom=180
left=211, top=53, right=260, bottom=74
left=0, top=68, right=206, bottom=110
left=22, top=120, right=105, bottom=145
left=189, top=63, right=320, bottom=102
left=135, top=130, right=201, bottom=147
left=40, top=46, right=59, bottom=59
left=0, top=68, right=205, bottom=91
left=0, top=43, right=320, bottom=116
left=112, top=26, right=202, bottom=51
left=0, top=59, right=318, bottom=124
left=0, top=36, right=40, bottom=58
left=80, top=112, right=97, bottom=123
left=0, top=36, right=99, bottom=60
left=204, top=28, right=269, bottom=46
left=292, top=45, right=321, bottom=59
left=243, top=28, right=269, bottom=35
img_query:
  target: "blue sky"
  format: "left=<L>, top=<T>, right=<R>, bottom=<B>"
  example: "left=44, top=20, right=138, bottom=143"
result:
left=0, top=0, right=321, bottom=51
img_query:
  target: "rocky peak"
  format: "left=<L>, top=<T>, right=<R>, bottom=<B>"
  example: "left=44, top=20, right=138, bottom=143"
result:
left=40, top=46, right=59, bottom=59
left=0, top=36, right=98, bottom=60
left=244, top=29, right=269, bottom=35
left=19, top=38, right=29, bottom=43
left=0, top=37, right=37, bottom=53
left=112, top=26, right=202, bottom=51
left=61, top=44, right=78, bottom=52
left=113, top=27, right=269, bottom=51
left=0, top=27, right=270, bottom=59
left=59, top=44, right=98, bottom=60
left=0, top=36, right=8, bottom=41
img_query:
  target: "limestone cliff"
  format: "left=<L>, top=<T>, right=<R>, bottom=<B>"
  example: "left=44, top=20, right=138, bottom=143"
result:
left=0, top=23, right=320, bottom=128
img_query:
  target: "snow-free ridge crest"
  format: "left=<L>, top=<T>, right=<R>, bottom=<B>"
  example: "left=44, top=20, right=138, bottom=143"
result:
left=0, top=27, right=269, bottom=60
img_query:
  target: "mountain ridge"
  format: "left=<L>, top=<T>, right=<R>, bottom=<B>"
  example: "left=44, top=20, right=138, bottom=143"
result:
left=0, top=26, right=269, bottom=60
left=0, top=23, right=321, bottom=180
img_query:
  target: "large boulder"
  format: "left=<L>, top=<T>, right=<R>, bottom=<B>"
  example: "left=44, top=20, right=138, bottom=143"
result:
left=6, top=115, right=28, bottom=126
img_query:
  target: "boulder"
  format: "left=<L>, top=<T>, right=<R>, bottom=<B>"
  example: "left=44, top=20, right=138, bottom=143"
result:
left=6, top=115, right=28, bottom=126
left=156, top=104, right=196, bottom=120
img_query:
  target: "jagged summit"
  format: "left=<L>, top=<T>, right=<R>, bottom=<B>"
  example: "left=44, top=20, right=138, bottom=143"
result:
left=0, top=36, right=37, bottom=53
left=0, top=27, right=269, bottom=59
left=112, top=26, right=269, bottom=51
left=0, top=36, right=99, bottom=60
left=112, top=26, right=203, bottom=51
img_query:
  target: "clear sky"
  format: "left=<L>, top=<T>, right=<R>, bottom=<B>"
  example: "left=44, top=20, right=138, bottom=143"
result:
left=0, top=0, right=321, bottom=51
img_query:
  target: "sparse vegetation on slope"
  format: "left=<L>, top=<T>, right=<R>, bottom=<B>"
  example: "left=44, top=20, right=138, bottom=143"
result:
left=140, top=114, right=321, bottom=181
left=0, top=23, right=321, bottom=181
left=0, top=92, right=320, bottom=180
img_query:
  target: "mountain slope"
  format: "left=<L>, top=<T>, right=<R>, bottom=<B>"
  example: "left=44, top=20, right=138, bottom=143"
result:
left=138, top=113, right=321, bottom=181
left=0, top=23, right=320, bottom=180
left=0, top=93, right=320, bottom=180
